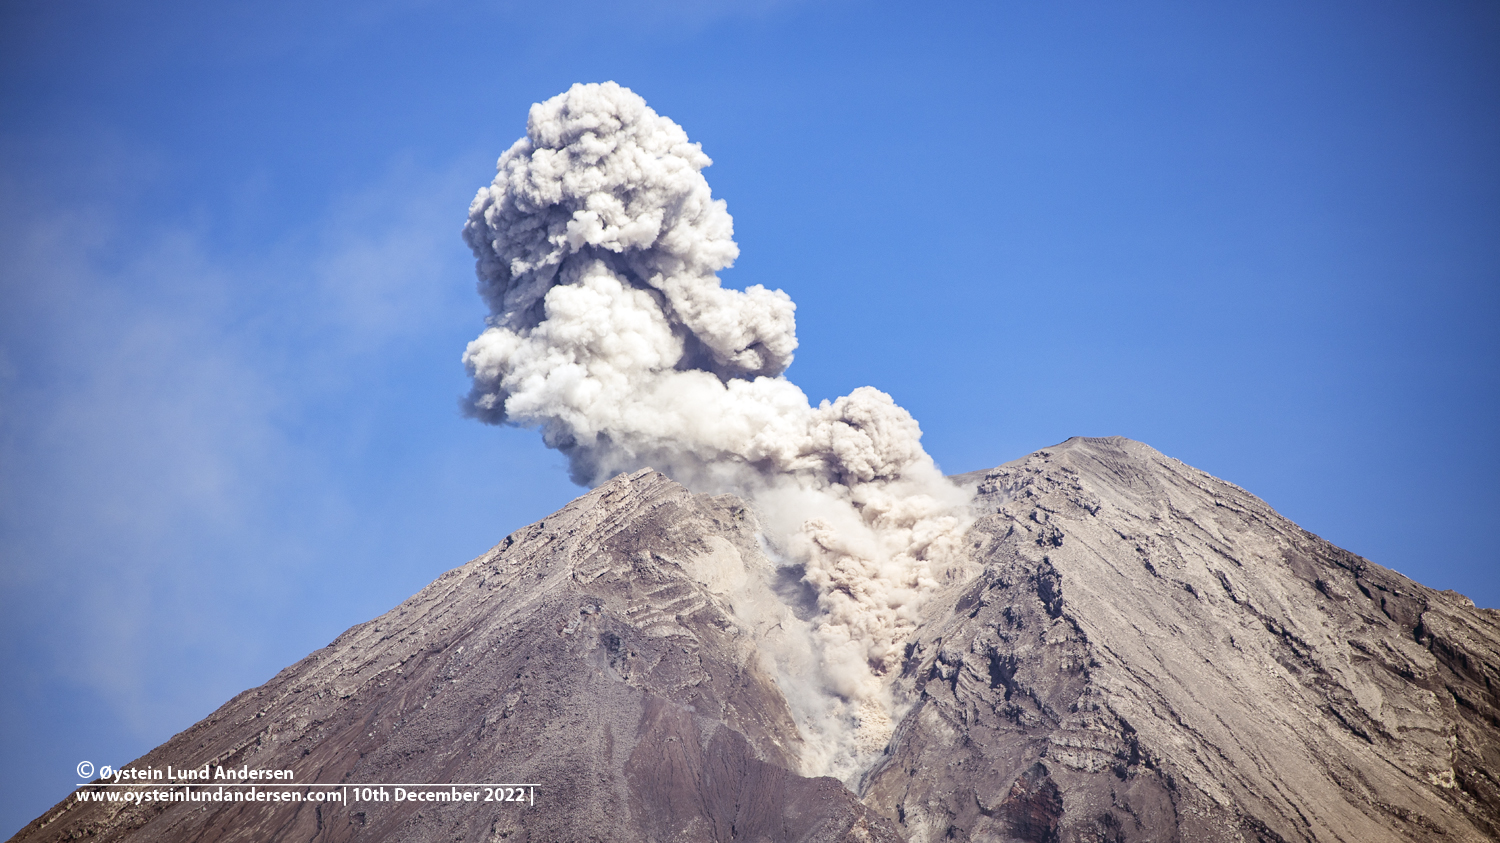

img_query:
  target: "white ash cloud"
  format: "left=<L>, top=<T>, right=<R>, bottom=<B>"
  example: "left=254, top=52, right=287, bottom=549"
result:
left=461, top=81, right=972, bottom=779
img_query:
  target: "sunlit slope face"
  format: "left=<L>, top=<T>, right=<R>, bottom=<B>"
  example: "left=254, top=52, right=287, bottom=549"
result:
left=459, top=81, right=974, bottom=778
left=15, top=470, right=903, bottom=842
left=867, top=436, right=1500, bottom=843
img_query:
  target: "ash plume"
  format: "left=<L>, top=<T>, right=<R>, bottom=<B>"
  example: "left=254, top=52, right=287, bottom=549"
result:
left=461, top=82, right=972, bottom=779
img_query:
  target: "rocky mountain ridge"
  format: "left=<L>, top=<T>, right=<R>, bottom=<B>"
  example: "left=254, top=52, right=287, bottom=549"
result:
left=866, top=437, right=1500, bottom=842
left=12, top=437, right=1499, bottom=842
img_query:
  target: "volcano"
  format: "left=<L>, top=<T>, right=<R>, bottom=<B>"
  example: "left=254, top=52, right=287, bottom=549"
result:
left=12, top=437, right=1499, bottom=842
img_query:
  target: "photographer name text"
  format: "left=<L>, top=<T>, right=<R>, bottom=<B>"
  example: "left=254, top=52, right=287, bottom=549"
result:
left=96, top=765, right=295, bottom=784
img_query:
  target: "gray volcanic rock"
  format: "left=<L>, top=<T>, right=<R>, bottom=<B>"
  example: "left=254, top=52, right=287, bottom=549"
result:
left=12, top=437, right=1499, bottom=842
left=864, top=437, right=1500, bottom=842
left=13, top=469, right=898, bottom=843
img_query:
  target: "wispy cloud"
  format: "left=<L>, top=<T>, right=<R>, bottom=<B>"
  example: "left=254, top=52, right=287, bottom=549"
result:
left=0, top=150, right=491, bottom=740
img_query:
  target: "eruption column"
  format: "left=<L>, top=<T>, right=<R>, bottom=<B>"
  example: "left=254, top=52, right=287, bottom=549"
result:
left=462, top=82, right=972, bottom=779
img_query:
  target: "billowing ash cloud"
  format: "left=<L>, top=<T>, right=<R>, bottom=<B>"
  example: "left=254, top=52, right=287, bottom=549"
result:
left=462, top=82, right=972, bottom=779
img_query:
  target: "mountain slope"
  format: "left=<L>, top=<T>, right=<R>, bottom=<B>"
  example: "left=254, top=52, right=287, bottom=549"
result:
left=11, top=438, right=1499, bottom=842
left=14, top=469, right=896, bottom=843
left=865, top=436, right=1500, bottom=842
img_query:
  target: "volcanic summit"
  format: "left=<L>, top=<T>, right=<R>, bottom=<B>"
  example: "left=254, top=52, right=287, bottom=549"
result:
left=14, top=436, right=1499, bottom=842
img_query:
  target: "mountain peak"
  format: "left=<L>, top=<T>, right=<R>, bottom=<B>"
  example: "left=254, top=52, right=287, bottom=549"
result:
left=883, top=436, right=1500, bottom=841
left=14, top=440, right=1498, bottom=842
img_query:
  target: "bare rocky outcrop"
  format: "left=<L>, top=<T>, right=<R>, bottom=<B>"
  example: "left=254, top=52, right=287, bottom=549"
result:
left=864, top=437, right=1500, bottom=842
left=11, top=437, right=1499, bottom=842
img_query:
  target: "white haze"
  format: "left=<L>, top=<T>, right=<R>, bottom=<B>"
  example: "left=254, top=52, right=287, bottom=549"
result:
left=461, top=82, right=973, bottom=780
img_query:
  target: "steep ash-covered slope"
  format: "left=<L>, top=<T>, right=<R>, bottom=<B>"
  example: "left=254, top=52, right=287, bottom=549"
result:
left=867, top=436, right=1500, bottom=843
left=13, top=438, right=1499, bottom=843
left=14, top=470, right=897, bottom=843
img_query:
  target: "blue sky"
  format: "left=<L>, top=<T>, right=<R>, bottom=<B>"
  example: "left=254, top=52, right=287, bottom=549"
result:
left=1, top=0, right=1496, bottom=833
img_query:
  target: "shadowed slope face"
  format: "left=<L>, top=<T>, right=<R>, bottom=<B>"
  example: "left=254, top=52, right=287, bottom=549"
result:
left=13, top=470, right=898, bottom=843
left=867, top=436, right=1500, bottom=843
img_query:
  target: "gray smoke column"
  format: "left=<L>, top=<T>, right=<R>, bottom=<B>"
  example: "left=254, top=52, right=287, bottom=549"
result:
left=462, top=82, right=972, bottom=779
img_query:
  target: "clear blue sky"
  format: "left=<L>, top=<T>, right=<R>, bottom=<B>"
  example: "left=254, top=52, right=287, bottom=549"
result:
left=1, top=0, right=1496, bottom=833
